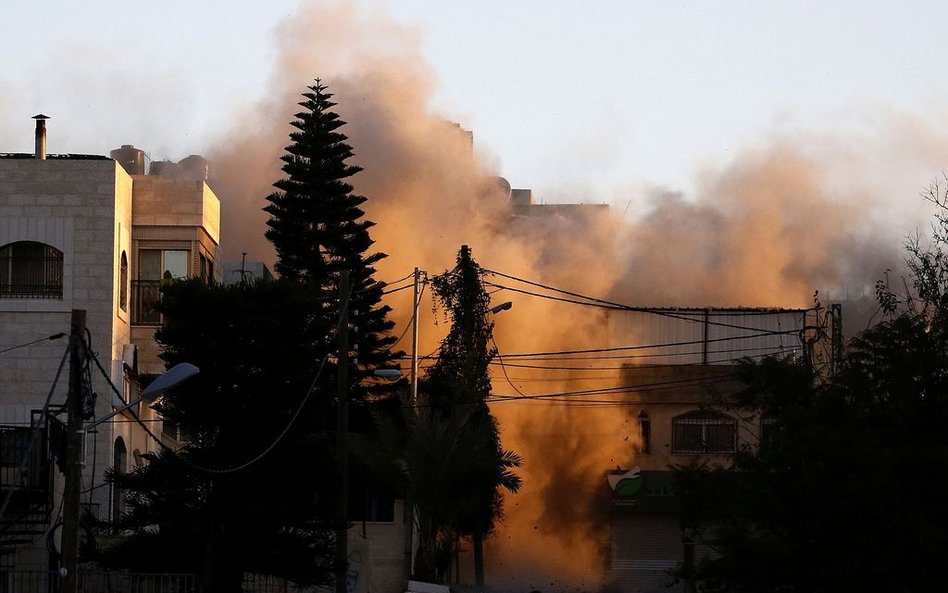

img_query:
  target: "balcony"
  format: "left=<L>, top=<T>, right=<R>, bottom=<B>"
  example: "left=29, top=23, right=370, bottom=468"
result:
left=0, top=423, right=54, bottom=547
left=130, top=280, right=161, bottom=325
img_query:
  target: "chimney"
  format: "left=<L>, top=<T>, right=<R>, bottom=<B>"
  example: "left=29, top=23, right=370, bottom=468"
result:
left=32, top=114, right=49, bottom=160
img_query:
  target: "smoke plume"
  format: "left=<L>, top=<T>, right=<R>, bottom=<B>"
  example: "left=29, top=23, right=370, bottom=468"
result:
left=202, top=1, right=945, bottom=589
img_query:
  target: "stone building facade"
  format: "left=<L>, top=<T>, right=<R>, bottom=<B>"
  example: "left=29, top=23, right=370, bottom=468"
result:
left=0, top=150, right=220, bottom=570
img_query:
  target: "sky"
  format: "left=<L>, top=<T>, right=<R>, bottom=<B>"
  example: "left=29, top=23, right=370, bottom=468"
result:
left=4, top=0, right=948, bottom=208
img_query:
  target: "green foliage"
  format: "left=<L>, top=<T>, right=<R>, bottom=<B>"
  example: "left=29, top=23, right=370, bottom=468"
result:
left=419, top=246, right=522, bottom=582
left=264, top=79, right=398, bottom=404
left=674, top=189, right=948, bottom=593
left=101, top=280, right=337, bottom=591
left=103, top=80, right=399, bottom=592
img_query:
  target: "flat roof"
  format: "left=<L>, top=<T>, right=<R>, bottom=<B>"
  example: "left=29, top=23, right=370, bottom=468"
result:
left=0, top=153, right=110, bottom=160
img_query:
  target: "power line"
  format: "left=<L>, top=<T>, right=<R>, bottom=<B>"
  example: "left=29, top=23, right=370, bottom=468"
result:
left=484, top=331, right=798, bottom=360
left=0, top=332, right=67, bottom=355
left=482, top=268, right=812, bottom=334
left=86, top=283, right=354, bottom=475
left=486, top=344, right=802, bottom=370
left=390, top=282, right=427, bottom=349
left=486, top=373, right=740, bottom=404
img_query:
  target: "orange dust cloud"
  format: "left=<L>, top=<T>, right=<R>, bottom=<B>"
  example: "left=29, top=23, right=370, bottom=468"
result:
left=202, top=1, right=948, bottom=590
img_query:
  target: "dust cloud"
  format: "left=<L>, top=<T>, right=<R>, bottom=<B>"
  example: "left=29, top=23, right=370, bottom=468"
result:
left=201, top=1, right=943, bottom=590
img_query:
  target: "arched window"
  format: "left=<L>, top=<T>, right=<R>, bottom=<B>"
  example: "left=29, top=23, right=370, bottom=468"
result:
left=112, top=437, right=128, bottom=524
left=636, top=410, right=651, bottom=454
left=672, top=410, right=737, bottom=454
left=119, top=251, right=128, bottom=311
left=0, top=241, right=63, bottom=298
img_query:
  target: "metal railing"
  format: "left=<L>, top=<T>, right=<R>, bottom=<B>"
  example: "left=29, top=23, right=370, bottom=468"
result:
left=130, top=281, right=162, bottom=325
left=0, top=570, right=201, bottom=593
left=0, top=255, right=63, bottom=299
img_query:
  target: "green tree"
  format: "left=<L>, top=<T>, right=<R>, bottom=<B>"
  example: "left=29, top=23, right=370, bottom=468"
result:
left=263, top=79, right=397, bottom=398
left=104, top=79, right=399, bottom=591
left=421, top=245, right=522, bottom=585
left=673, top=187, right=948, bottom=593
left=101, top=280, right=337, bottom=592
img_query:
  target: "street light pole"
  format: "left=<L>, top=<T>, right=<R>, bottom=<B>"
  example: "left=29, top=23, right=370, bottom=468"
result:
left=61, top=309, right=85, bottom=593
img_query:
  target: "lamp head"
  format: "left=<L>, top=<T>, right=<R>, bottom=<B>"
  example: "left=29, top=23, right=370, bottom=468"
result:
left=140, top=362, right=200, bottom=402
left=489, top=301, right=513, bottom=314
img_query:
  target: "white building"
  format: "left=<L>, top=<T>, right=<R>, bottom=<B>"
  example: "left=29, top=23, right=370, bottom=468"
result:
left=0, top=118, right=220, bottom=570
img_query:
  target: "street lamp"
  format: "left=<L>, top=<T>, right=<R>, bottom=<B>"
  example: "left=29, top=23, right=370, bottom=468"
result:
left=85, top=362, right=200, bottom=430
left=489, top=301, right=513, bottom=315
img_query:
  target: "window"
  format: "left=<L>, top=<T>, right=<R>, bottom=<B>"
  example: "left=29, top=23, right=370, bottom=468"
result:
left=672, top=410, right=737, bottom=454
left=0, top=241, right=63, bottom=299
left=132, top=249, right=189, bottom=324
left=112, top=438, right=127, bottom=525
left=0, top=428, right=33, bottom=486
left=759, top=415, right=777, bottom=448
left=349, top=481, right=395, bottom=523
left=636, top=410, right=650, bottom=454
left=119, top=251, right=128, bottom=311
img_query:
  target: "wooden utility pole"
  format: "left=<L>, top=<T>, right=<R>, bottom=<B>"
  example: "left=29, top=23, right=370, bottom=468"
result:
left=61, top=309, right=86, bottom=593
left=335, top=271, right=350, bottom=593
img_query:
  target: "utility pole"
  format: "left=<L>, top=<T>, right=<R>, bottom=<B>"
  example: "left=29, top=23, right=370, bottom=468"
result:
left=335, top=271, right=350, bottom=593
left=402, top=267, right=422, bottom=579
left=410, top=267, right=420, bottom=404
left=61, top=309, right=86, bottom=593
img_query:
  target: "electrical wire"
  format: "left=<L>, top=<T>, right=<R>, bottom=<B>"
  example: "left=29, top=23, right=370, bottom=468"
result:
left=0, top=332, right=67, bottom=355
left=380, top=283, right=413, bottom=296
left=486, top=373, right=740, bottom=404
left=482, top=267, right=813, bottom=334
left=485, top=344, right=802, bottom=371
left=86, top=283, right=353, bottom=475
left=390, top=282, right=427, bottom=349
left=471, top=331, right=798, bottom=361
left=381, top=271, right=416, bottom=287
left=491, top=335, right=526, bottom=397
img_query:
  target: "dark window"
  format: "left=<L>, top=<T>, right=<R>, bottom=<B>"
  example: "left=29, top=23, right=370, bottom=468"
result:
left=348, top=475, right=395, bottom=523
left=112, top=438, right=127, bottom=524
left=0, top=241, right=63, bottom=299
left=759, top=415, right=777, bottom=448
left=0, top=426, right=41, bottom=489
left=672, top=410, right=736, bottom=454
left=636, top=410, right=650, bottom=454
left=119, top=251, right=128, bottom=311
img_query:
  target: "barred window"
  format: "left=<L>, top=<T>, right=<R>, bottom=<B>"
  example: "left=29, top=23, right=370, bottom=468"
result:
left=672, top=410, right=736, bottom=454
left=0, top=241, right=64, bottom=299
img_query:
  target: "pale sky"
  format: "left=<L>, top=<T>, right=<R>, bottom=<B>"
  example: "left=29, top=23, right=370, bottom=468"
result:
left=3, top=0, right=948, bottom=207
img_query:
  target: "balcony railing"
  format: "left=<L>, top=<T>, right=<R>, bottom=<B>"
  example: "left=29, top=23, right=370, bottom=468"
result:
left=0, top=255, right=63, bottom=299
left=131, top=280, right=162, bottom=325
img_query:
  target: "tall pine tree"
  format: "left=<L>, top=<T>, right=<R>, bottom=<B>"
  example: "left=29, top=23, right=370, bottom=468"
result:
left=264, top=79, right=397, bottom=400
left=103, top=80, right=399, bottom=591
